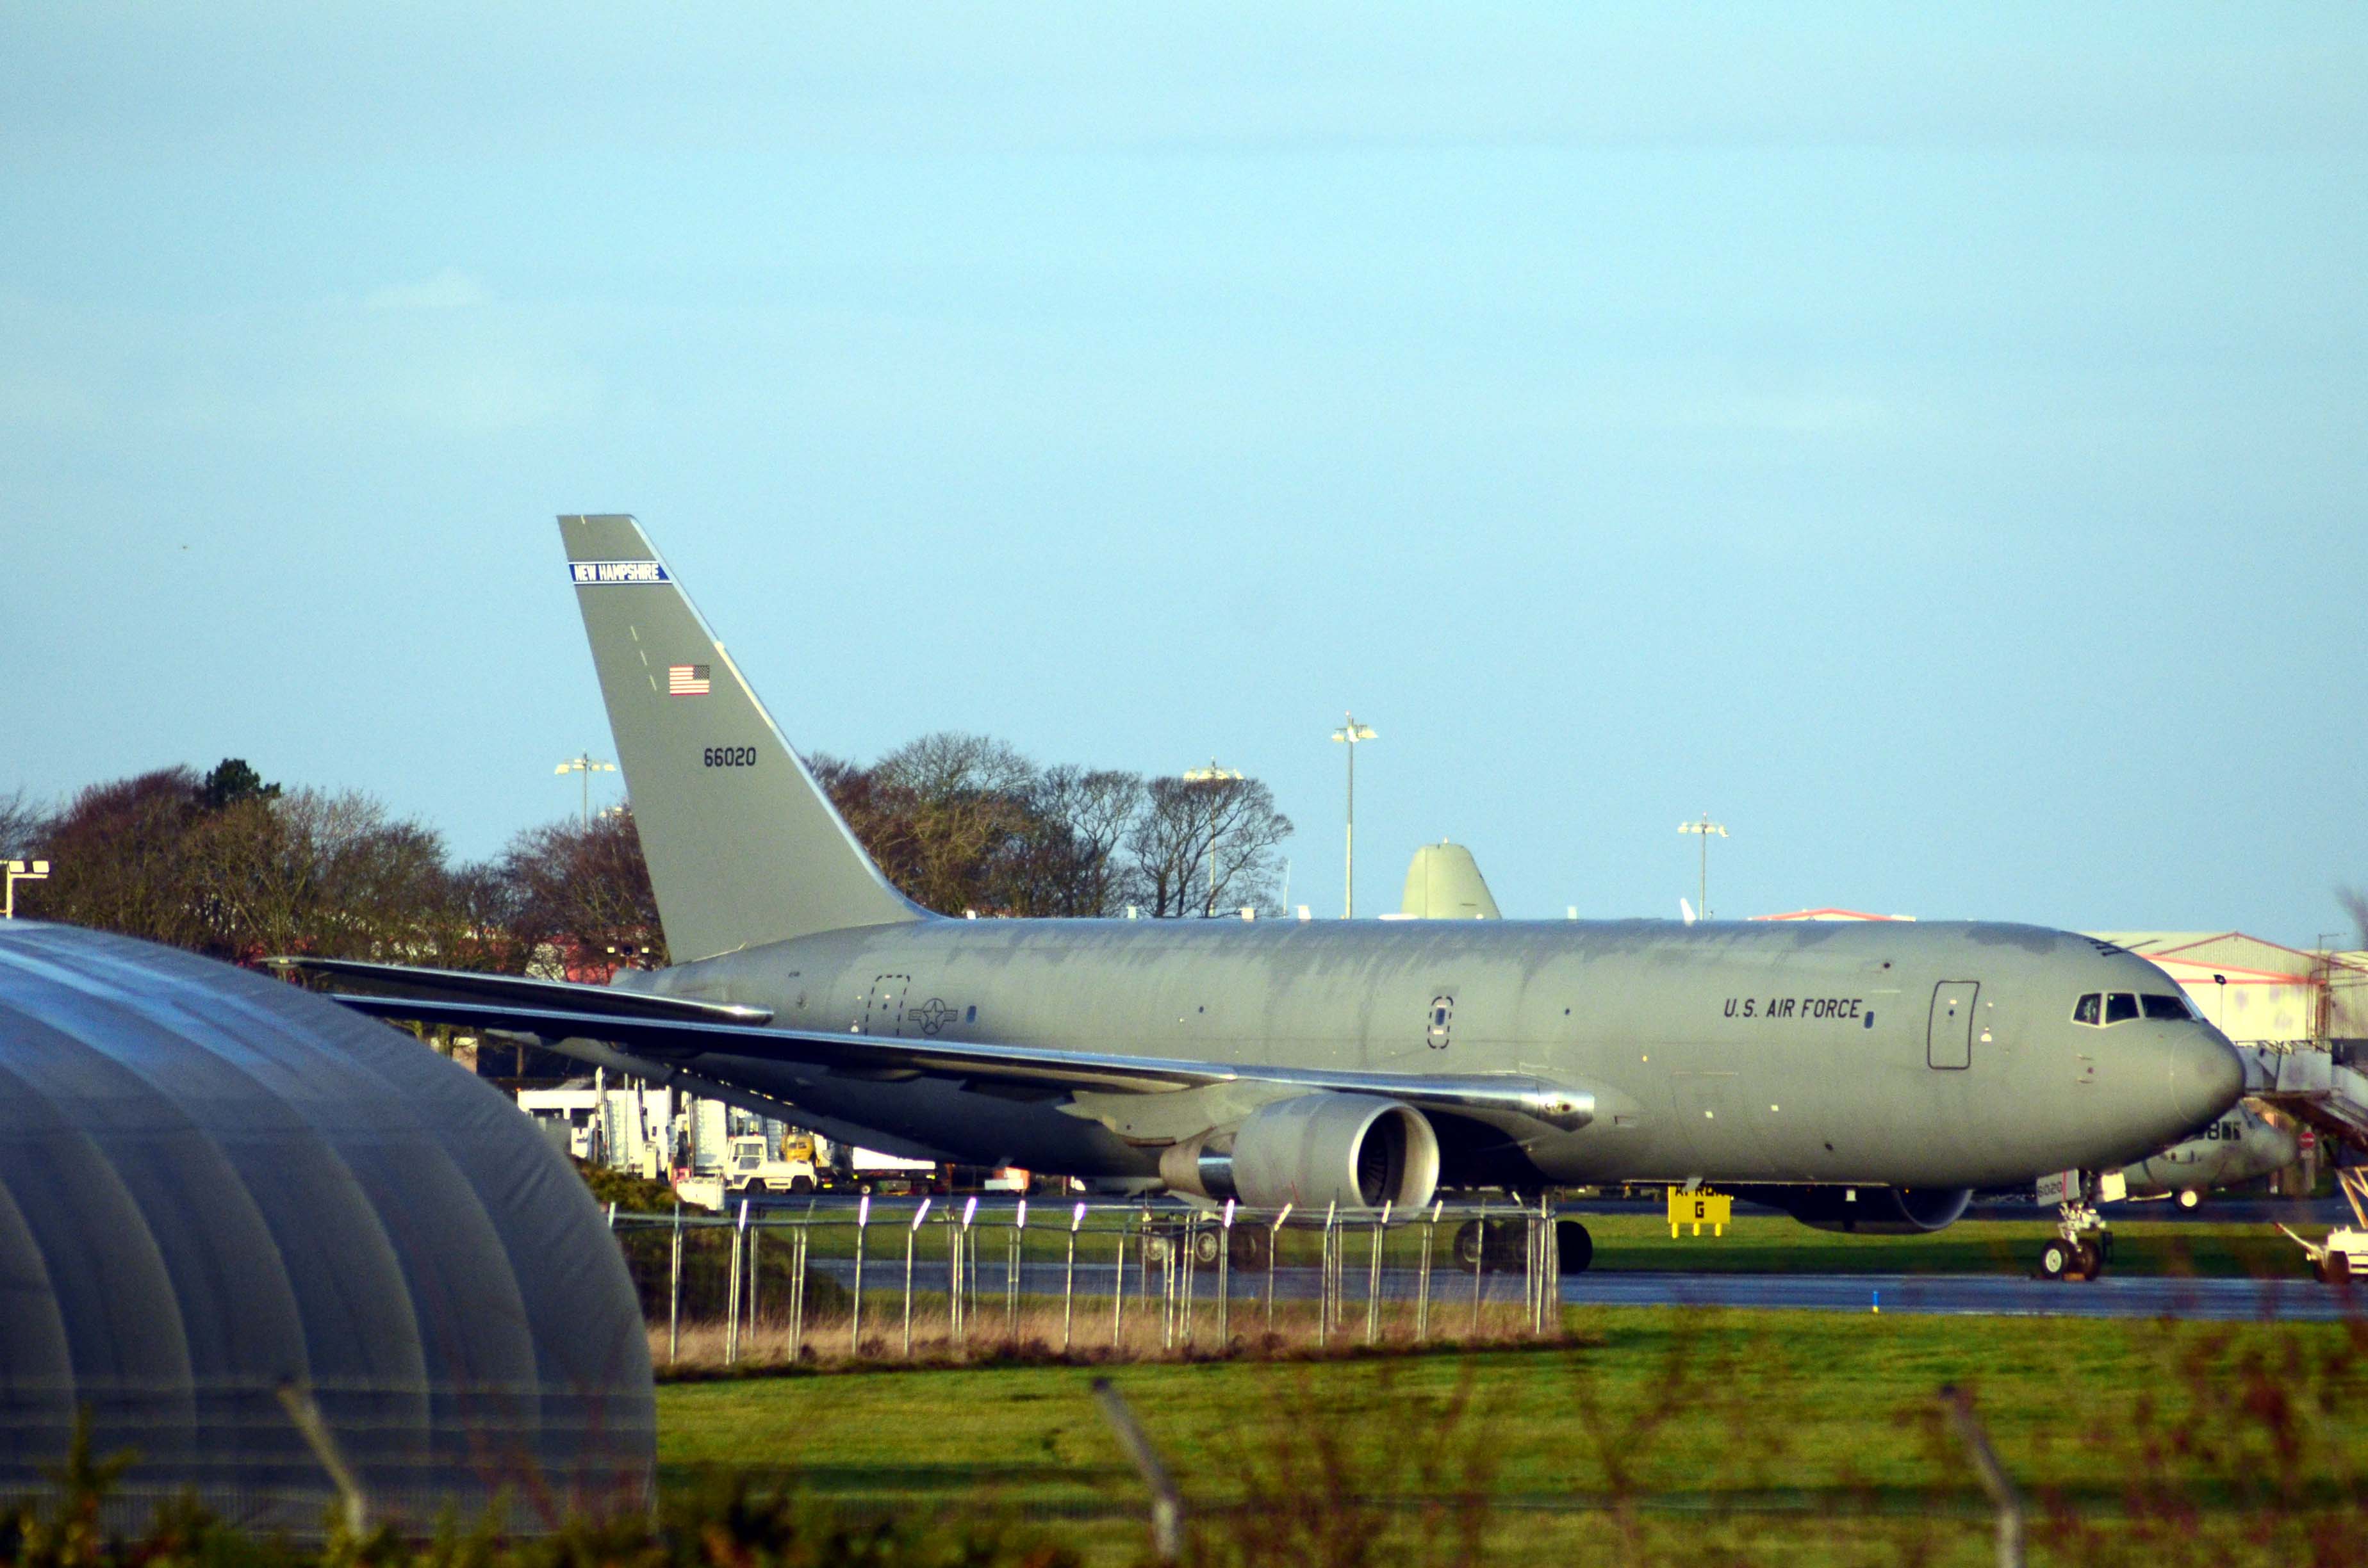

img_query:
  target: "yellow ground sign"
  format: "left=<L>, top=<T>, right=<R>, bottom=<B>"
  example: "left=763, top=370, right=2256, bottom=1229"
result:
left=1668, top=1188, right=1732, bottom=1237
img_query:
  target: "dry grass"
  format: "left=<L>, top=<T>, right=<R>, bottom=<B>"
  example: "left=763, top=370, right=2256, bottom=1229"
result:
left=652, top=1294, right=1568, bottom=1375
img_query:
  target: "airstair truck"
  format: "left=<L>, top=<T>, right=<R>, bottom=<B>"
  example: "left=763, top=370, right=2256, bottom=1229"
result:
left=2251, top=1042, right=2368, bottom=1281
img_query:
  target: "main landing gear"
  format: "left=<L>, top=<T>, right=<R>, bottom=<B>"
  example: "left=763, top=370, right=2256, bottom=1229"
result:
left=2038, top=1198, right=2113, bottom=1281
left=1454, top=1217, right=1594, bottom=1275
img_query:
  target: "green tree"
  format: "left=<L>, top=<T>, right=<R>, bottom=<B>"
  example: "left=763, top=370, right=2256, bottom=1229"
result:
left=197, top=757, right=279, bottom=812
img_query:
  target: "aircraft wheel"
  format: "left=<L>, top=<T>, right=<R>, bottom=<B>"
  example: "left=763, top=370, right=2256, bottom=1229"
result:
left=2176, top=1188, right=2201, bottom=1211
left=2077, top=1239, right=2107, bottom=1280
left=1190, top=1228, right=1223, bottom=1267
left=1556, top=1219, right=1595, bottom=1276
left=1454, top=1219, right=1525, bottom=1274
left=2039, top=1240, right=2075, bottom=1280
left=1227, top=1225, right=1272, bottom=1271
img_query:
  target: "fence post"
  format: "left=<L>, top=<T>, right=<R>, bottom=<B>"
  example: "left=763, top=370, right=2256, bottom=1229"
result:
left=1417, top=1196, right=1440, bottom=1341
left=1092, top=1378, right=1183, bottom=1565
left=1318, top=1201, right=1337, bottom=1346
left=1162, top=1220, right=1179, bottom=1349
left=966, top=1195, right=981, bottom=1339
left=1217, top=1198, right=1235, bottom=1346
left=1180, top=1213, right=1196, bottom=1347
left=1366, top=1200, right=1390, bottom=1344
left=904, top=1196, right=932, bottom=1359
left=1065, top=1201, right=1085, bottom=1352
left=275, top=1381, right=367, bottom=1538
left=957, top=1196, right=979, bottom=1347
left=1470, top=1195, right=1486, bottom=1338
left=1266, top=1203, right=1291, bottom=1332
left=1008, top=1198, right=1027, bottom=1340
left=668, top=1202, right=684, bottom=1366
left=1112, top=1214, right=1128, bottom=1348
left=1940, top=1385, right=2028, bottom=1568
left=850, top=1193, right=869, bottom=1354
left=789, top=1221, right=809, bottom=1363
left=1536, top=1191, right=1554, bottom=1335
left=725, top=1199, right=748, bottom=1366
left=748, top=1219, right=762, bottom=1346
left=1520, top=1195, right=1537, bottom=1336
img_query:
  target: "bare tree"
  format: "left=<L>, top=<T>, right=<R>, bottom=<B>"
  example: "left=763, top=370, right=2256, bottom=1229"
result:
left=0, top=788, right=46, bottom=861
left=2342, top=886, right=2368, bottom=950
left=501, top=808, right=668, bottom=973
left=1123, top=774, right=1293, bottom=918
left=1018, top=766, right=1146, bottom=916
left=187, top=788, right=450, bottom=961
left=26, top=767, right=212, bottom=948
left=874, top=731, right=1039, bottom=801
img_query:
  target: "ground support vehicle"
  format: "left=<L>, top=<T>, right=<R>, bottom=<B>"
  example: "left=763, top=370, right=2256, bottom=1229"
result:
left=2279, top=1168, right=2368, bottom=1284
left=725, top=1132, right=819, bottom=1195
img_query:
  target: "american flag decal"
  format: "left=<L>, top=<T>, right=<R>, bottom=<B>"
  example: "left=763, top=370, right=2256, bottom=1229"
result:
left=667, top=664, right=711, bottom=696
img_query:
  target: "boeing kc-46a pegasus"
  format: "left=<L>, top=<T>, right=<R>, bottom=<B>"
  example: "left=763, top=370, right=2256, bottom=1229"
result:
left=281, top=515, right=2245, bottom=1273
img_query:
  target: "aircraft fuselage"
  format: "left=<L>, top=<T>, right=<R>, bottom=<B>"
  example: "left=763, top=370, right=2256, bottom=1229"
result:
left=630, top=914, right=2242, bottom=1192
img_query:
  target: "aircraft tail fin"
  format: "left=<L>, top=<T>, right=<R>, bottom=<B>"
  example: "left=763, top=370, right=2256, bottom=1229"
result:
left=557, top=514, right=925, bottom=960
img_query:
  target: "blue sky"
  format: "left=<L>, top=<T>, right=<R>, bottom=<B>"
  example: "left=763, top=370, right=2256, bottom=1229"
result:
left=4, top=4, right=2364, bottom=942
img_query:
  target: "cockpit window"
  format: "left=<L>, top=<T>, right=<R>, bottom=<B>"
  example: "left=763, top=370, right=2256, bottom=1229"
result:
left=2105, top=992, right=2140, bottom=1024
left=2073, top=993, right=2100, bottom=1025
left=2141, top=993, right=2192, bottom=1020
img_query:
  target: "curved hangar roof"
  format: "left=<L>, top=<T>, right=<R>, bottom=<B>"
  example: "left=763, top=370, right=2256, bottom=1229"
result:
left=0, top=922, right=654, bottom=1532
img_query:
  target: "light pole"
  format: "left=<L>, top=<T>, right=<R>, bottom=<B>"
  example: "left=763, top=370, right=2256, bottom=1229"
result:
left=1331, top=714, right=1377, bottom=917
left=1182, top=760, right=1242, bottom=917
left=556, top=753, right=618, bottom=829
left=1678, top=814, right=1727, bottom=921
left=4, top=859, right=50, bottom=919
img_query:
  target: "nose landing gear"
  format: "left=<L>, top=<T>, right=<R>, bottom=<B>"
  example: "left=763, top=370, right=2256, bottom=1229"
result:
left=2037, top=1179, right=2114, bottom=1281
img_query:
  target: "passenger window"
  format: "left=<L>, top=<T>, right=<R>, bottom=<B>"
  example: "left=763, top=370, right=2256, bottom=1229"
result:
left=2073, top=993, right=2100, bottom=1025
left=2105, top=993, right=2139, bottom=1024
left=2142, top=994, right=2191, bottom=1020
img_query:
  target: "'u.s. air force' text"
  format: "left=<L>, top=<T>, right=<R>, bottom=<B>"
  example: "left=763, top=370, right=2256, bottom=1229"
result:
left=1724, top=997, right=1866, bottom=1020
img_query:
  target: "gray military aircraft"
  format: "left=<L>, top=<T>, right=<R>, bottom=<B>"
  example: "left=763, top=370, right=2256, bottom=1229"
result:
left=284, top=514, right=2244, bottom=1271
left=2121, top=1103, right=2299, bottom=1207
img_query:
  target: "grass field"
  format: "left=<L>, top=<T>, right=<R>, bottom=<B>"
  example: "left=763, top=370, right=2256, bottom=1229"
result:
left=655, top=1303, right=2368, bottom=1565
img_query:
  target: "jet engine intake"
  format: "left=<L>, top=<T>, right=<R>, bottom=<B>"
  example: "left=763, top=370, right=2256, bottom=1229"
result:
left=1741, top=1184, right=1974, bottom=1236
left=1159, top=1093, right=1440, bottom=1214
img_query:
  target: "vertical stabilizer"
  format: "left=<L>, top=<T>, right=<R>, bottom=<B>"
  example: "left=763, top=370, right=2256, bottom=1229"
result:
left=557, top=514, right=924, bottom=959
left=1399, top=842, right=1502, bottom=920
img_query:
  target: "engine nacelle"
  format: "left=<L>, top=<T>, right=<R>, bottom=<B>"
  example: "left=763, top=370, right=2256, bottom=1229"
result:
left=1742, top=1184, right=1974, bottom=1236
left=1159, top=1093, right=1440, bottom=1214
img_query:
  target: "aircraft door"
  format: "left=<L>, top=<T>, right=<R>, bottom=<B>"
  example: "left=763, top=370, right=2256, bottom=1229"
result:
left=865, top=974, right=910, bottom=1036
left=1927, top=982, right=1978, bottom=1070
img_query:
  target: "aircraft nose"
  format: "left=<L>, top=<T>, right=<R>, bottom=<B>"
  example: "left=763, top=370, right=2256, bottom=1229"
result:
left=2168, top=1029, right=2246, bottom=1130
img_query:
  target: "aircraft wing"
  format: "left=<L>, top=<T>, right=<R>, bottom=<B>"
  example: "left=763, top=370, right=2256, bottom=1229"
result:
left=266, top=955, right=775, bottom=1024
left=272, top=958, right=1593, bottom=1132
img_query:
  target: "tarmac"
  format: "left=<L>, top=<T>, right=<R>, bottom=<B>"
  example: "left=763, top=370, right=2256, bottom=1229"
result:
left=1554, top=1269, right=2356, bottom=1322
left=804, top=1258, right=2360, bottom=1323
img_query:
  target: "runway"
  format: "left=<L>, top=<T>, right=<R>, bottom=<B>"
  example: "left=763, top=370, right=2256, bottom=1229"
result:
left=1558, top=1270, right=2355, bottom=1322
